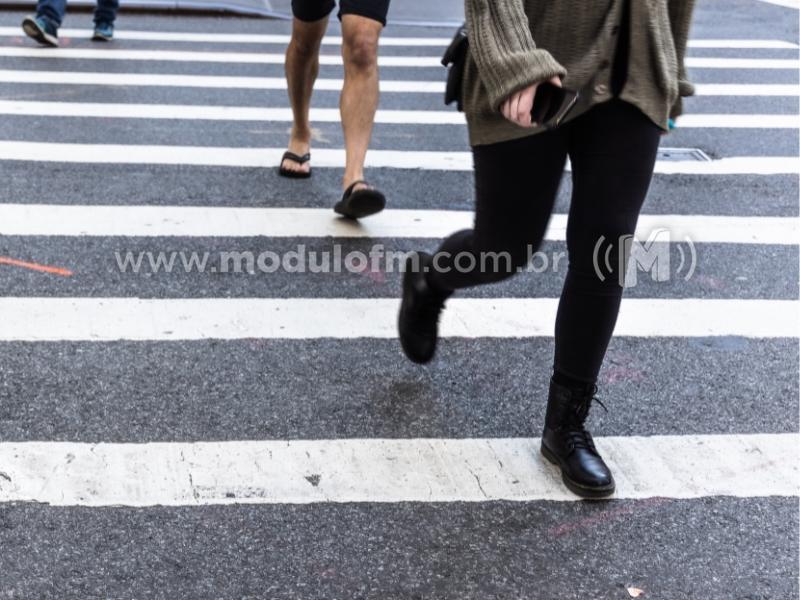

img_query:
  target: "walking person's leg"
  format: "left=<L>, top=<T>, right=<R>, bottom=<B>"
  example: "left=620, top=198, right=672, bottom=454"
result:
left=279, top=1, right=334, bottom=178
left=92, top=0, right=119, bottom=41
left=555, top=100, right=660, bottom=384
left=22, top=0, right=65, bottom=46
left=332, top=0, right=390, bottom=219
left=541, top=99, right=662, bottom=497
left=398, top=130, right=569, bottom=363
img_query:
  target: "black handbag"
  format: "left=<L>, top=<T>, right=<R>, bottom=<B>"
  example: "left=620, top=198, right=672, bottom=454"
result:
left=441, top=24, right=468, bottom=112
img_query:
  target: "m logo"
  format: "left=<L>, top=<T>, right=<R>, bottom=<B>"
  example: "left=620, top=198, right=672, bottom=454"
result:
left=593, top=228, right=697, bottom=288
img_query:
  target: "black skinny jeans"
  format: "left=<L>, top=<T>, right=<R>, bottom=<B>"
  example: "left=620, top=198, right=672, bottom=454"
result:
left=427, top=99, right=661, bottom=383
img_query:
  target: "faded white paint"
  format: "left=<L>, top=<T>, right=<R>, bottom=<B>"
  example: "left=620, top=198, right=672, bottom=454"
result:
left=0, top=434, right=795, bottom=506
left=693, top=83, right=800, bottom=96
left=685, top=57, right=799, bottom=69
left=0, top=101, right=796, bottom=129
left=0, top=47, right=443, bottom=66
left=0, top=204, right=795, bottom=245
left=2, top=71, right=797, bottom=97
left=0, top=141, right=796, bottom=174
left=0, top=70, right=444, bottom=92
left=0, top=28, right=795, bottom=48
left=0, top=298, right=794, bottom=341
left=0, top=47, right=795, bottom=70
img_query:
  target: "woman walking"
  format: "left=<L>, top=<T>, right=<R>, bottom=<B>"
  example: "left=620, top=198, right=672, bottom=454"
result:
left=398, top=0, right=696, bottom=497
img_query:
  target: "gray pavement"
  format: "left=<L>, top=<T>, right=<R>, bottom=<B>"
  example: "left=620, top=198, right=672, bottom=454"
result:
left=0, top=338, right=796, bottom=442
left=0, top=237, right=795, bottom=299
left=0, top=0, right=798, bottom=598
left=1, top=498, right=796, bottom=600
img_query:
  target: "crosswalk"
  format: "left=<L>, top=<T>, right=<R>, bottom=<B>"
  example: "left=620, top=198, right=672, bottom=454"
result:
left=0, top=297, right=794, bottom=340
left=2, top=204, right=797, bottom=242
left=2, top=141, right=798, bottom=173
left=0, top=7, right=797, bottom=594
left=0, top=27, right=798, bottom=48
left=2, top=434, right=795, bottom=505
left=3, top=45, right=800, bottom=70
left=2, top=69, right=799, bottom=96
left=1, top=100, right=799, bottom=128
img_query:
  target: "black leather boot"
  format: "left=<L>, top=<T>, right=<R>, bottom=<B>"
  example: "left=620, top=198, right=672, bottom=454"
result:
left=398, top=251, right=451, bottom=364
left=541, top=378, right=615, bottom=498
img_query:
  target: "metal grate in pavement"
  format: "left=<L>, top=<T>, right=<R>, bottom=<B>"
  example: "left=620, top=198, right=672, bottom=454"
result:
left=658, top=147, right=713, bottom=161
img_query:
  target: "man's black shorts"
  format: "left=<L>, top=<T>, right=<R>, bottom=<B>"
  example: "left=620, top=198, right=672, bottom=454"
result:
left=291, top=0, right=390, bottom=26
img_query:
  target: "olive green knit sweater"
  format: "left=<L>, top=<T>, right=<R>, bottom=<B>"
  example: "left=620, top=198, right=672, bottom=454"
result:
left=462, top=0, right=696, bottom=146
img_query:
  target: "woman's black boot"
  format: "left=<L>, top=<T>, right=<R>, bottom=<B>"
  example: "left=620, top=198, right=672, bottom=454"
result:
left=398, top=252, right=451, bottom=364
left=540, top=377, right=615, bottom=498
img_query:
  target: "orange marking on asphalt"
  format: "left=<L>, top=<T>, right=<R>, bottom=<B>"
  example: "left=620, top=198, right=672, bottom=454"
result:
left=0, top=256, right=73, bottom=277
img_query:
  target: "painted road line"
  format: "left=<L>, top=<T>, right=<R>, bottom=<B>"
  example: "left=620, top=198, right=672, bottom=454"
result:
left=1, top=71, right=798, bottom=97
left=755, top=0, right=799, bottom=8
left=694, top=83, right=800, bottom=96
left=0, top=434, right=795, bottom=506
left=685, top=57, right=799, bottom=69
left=1, top=101, right=798, bottom=129
left=0, top=29, right=453, bottom=45
left=0, top=142, right=797, bottom=174
left=0, top=47, right=443, bottom=66
left=0, top=298, right=794, bottom=341
left=687, top=39, right=799, bottom=48
left=0, top=70, right=444, bottom=92
left=0, top=101, right=467, bottom=125
left=676, top=114, right=799, bottom=128
left=1, top=205, right=795, bottom=245
left=0, top=47, right=796, bottom=69
left=0, top=28, right=796, bottom=48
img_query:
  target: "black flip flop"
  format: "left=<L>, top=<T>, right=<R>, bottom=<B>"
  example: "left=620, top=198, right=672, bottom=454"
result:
left=334, top=180, right=386, bottom=220
left=278, top=151, right=311, bottom=179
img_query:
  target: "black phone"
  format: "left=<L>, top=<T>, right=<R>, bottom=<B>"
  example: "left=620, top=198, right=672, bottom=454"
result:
left=531, top=83, right=579, bottom=129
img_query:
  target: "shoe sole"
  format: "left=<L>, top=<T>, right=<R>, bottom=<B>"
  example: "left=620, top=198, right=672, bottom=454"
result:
left=334, top=189, right=386, bottom=220
left=278, top=166, right=311, bottom=179
left=540, top=443, right=616, bottom=499
left=91, top=33, right=113, bottom=41
left=22, top=18, right=58, bottom=47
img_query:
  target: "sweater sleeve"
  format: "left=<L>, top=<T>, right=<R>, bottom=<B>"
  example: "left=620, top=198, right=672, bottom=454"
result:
left=668, top=0, right=697, bottom=118
left=465, top=0, right=567, bottom=111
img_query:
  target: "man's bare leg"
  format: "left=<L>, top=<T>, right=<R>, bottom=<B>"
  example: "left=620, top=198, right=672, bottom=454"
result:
left=339, top=14, right=382, bottom=192
left=281, top=16, right=328, bottom=175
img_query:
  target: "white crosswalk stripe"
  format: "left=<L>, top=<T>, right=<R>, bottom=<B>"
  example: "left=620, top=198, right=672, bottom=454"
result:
left=1, top=70, right=798, bottom=96
left=0, top=46, right=445, bottom=65
left=1, top=204, right=796, bottom=244
left=756, top=0, right=799, bottom=8
left=1, top=46, right=798, bottom=69
left=0, top=15, right=796, bottom=524
left=0, top=298, right=794, bottom=341
left=0, top=100, right=797, bottom=128
left=0, top=27, right=797, bottom=48
left=685, top=57, right=800, bottom=69
left=0, top=434, right=796, bottom=506
left=0, top=70, right=447, bottom=92
left=694, top=83, right=800, bottom=96
left=0, top=141, right=797, bottom=173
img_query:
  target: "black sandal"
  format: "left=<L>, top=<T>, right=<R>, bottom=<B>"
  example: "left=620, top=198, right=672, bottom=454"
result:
left=278, top=151, right=311, bottom=179
left=334, top=180, right=386, bottom=220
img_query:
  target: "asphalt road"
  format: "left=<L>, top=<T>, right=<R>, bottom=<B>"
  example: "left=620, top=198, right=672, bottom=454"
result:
left=0, top=0, right=797, bottom=598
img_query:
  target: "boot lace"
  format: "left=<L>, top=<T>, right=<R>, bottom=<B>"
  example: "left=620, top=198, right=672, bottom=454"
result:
left=565, top=386, right=608, bottom=454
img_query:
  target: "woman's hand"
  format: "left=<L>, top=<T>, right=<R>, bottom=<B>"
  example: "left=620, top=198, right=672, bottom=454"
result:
left=501, top=75, right=563, bottom=128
